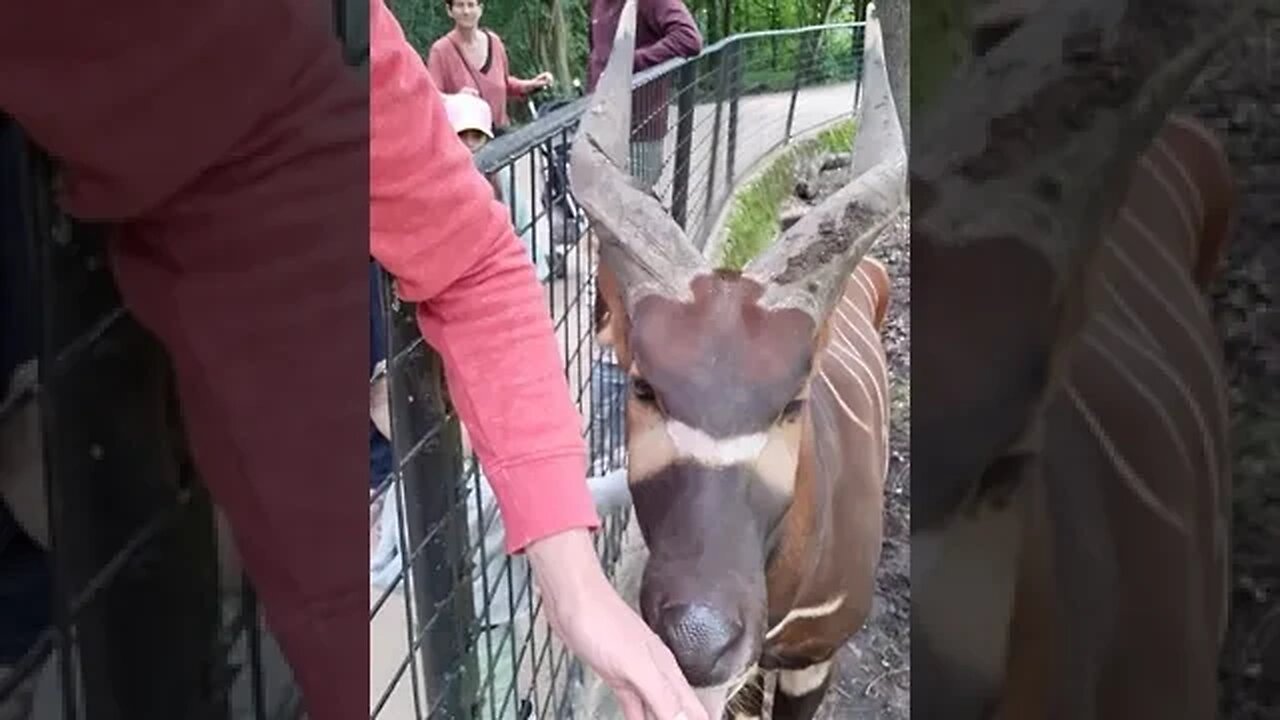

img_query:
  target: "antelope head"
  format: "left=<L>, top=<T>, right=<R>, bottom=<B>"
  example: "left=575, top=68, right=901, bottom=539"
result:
left=910, top=0, right=1248, bottom=717
left=569, top=1, right=904, bottom=712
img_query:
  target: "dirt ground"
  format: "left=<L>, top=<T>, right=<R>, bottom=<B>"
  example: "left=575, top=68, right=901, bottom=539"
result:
left=800, top=159, right=911, bottom=720
left=1208, top=136, right=1280, bottom=720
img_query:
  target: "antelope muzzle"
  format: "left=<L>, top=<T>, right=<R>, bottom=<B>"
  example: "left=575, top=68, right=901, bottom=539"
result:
left=632, top=460, right=780, bottom=689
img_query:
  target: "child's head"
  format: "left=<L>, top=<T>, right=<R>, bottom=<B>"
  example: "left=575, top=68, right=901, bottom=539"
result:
left=441, top=92, right=494, bottom=153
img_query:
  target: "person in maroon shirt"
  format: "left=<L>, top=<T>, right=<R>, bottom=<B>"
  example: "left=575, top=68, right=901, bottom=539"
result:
left=586, top=0, right=702, bottom=478
left=587, top=0, right=702, bottom=187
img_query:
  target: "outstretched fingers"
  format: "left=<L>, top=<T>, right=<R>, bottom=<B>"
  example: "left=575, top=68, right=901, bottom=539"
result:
left=623, top=634, right=707, bottom=720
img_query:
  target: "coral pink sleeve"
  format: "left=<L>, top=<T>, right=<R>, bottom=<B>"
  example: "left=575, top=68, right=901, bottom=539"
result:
left=506, top=74, right=529, bottom=99
left=369, top=0, right=599, bottom=552
left=495, top=38, right=529, bottom=99
left=424, top=42, right=450, bottom=91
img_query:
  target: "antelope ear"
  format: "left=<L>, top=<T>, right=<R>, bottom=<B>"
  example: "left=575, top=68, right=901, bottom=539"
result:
left=912, top=233, right=1062, bottom=531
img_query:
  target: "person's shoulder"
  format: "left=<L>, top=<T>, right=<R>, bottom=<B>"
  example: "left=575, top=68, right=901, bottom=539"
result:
left=655, top=0, right=696, bottom=14
left=485, top=29, right=508, bottom=51
left=637, top=0, right=687, bottom=21
left=427, top=33, right=454, bottom=56
left=485, top=30, right=512, bottom=60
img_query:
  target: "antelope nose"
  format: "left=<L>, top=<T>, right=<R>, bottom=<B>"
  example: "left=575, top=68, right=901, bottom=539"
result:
left=656, top=603, right=743, bottom=687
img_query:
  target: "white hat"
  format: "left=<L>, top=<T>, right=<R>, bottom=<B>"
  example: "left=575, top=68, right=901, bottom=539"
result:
left=441, top=92, right=494, bottom=139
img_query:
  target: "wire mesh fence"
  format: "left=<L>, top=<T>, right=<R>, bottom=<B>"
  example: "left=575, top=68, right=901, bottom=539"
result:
left=0, top=3, right=363, bottom=719
left=369, top=21, right=866, bottom=720
left=0, top=121, right=302, bottom=720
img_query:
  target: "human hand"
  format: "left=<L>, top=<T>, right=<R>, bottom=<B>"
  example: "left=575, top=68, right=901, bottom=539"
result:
left=530, top=71, right=555, bottom=90
left=527, top=528, right=707, bottom=720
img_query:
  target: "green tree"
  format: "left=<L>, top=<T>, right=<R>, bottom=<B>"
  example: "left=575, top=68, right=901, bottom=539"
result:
left=390, top=0, right=872, bottom=73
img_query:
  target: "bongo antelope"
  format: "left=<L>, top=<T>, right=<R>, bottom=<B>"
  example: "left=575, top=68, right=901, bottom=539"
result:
left=569, top=3, right=905, bottom=718
left=911, top=1, right=1244, bottom=717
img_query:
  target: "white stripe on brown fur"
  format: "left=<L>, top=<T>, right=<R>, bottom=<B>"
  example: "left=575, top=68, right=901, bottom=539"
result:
left=764, top=595, right=847, bottom=642
left=816, top=371, right=872, bottom=433
left=777, top=660, right=833, bottom=697
left=664, top=420, right=769, bottom=467
left=1064, top=381, right=1189, bottom=534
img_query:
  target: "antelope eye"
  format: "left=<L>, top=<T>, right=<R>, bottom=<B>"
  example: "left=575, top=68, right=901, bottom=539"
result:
left=631, top=378, right=657, bottom=404
left=779, top=399, right=806, bottom=422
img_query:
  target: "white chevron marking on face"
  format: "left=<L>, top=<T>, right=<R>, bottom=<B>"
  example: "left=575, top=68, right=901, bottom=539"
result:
left=664, top=420, right=769, bottom=467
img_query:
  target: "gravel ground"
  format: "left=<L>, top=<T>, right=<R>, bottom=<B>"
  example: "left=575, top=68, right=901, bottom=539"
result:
left=1203, top=118, right=1280, bottom=720
left=1183, top=11, right=1280, bottom=715
left=802, top=163, right=911, bottom=720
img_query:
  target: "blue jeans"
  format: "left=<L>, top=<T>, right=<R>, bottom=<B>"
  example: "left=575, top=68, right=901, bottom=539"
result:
left=589, top=357, right=628, bottom=473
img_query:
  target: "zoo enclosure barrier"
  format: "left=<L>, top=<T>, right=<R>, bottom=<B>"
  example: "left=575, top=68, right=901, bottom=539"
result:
left=372, top=21, right=866, bottom=720
left=0, top=129, right=300, bottom=720
left=0, top=2, right=365, bottom=719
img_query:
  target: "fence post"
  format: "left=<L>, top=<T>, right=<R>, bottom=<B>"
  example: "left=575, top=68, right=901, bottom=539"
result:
left=852, top=25, right=864, bottom=113
left=701, top=49, right=730, bottom=244
left=331, top=0, right=369, bottom=66
left=23, top=143, right=225, bottom=720
left=788, top=29, right=831, bottom=144
left=669, top=64, right=697, bottom=229
left=725, top=40, right=742, bottom=191
left=382, top=284, right=476, bottom=720
left=783, top=35, right=802, bottom=143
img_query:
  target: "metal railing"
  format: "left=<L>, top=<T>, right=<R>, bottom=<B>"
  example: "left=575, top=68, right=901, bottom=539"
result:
left=0, top=122, right=301, bottom=720
left=0, top=2, right=359, bottom=719
left=371, top=21, right=865, bottom=720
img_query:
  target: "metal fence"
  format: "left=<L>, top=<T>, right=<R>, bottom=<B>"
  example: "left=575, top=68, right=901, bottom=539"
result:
left=0, top=123, right=301, bottom=720
left=370, top=21, right=865, bottom=720
left=0, top=3, right=362, bottom=719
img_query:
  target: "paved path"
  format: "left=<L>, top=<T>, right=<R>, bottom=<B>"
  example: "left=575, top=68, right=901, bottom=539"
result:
left=509, top=81, right=858, bottom=253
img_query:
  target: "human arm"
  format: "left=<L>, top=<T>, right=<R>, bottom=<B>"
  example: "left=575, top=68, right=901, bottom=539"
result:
left=634, top=0, right=703, bottom=71
left=528, top=529, right=706, bottom=720
left=424, top=42, right=451, bottom=93
left=507, top=71, right=554, bottom=98
left=500, top=36, right=553, bottom=98
left=370, top=6, right=707, bottom=718
left=370, top=0, right=595, bottom=552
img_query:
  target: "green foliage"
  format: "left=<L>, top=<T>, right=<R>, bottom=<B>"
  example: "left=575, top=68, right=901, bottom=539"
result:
left=720, top=151, right=796, bottom=270
left=388, top=0, right=871, bottom=100
left=720, top=119, right=856, bottom=269
left=388, top=0, right=450, bottom=57
left=815, top=118, right=855, bottom=153
left=734, top=25, right=863, bottom=96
